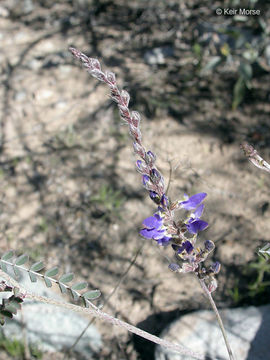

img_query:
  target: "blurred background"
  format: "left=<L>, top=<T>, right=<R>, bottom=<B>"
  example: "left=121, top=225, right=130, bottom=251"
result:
left=1, top=0, right=270, bottom=359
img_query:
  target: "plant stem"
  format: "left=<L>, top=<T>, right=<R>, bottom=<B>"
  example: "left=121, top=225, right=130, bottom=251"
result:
left=0, top=269, right=204, bottom=360
left=199, top=278, right=235, bottom=360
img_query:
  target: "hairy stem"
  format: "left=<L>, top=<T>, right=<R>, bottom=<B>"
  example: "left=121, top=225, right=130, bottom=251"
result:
left=65, top=244, right=144, bottom=356
left=199, top=278, right=235, bottom=360
left=0, top=269, right=204, bottom=359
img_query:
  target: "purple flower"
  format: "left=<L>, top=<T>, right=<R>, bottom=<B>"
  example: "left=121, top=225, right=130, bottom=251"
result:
left=179, top=192, right=207, bottom=211
left=185, top=199, right=208, bottom=234
left=193, top=203, right=204, bottom=218
left=142, top=214, right=163, bottom=229
left=177, top=241, right=194, bottom=254
left=140, top=213, right=171, bottom=245
left=186, top=218, right=208, bottom=234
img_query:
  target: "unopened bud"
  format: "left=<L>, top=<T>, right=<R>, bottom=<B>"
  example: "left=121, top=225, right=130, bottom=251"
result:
left=150, top=168, right=161, bottom=183
left=90, top=58, right=101, bottom=70
left=131, top=111, right=141, bottom=127
left=209, top=261, right=221, bottom=275
left=145, top=150, right=156, bottom=166
left=142, top=175, right=153, bottom=190
left=133, top=142, right=145, bottom=158
left=106, top=71, right=116, bottom=84
left=121, top=90, right=130, bottom=107
left=91, top=69, right=106, bottom=82
left=129, top=124, right=142, bottom=143
left=161, top=194, right=169, bottom=208
left=136, top=160, right=148, bottom=173
left=149, top=191, right=161, bottom=204
left=168, top=263, right=180, bottom=272
left=204, top=240, right=215, bottom=253
left=208, top=277, right=218, bottom=293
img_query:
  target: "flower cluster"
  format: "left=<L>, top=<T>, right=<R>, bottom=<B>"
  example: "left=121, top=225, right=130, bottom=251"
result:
left=69, top=47, right=220, bottom=293
left=140, top=190, right=220, bottom=291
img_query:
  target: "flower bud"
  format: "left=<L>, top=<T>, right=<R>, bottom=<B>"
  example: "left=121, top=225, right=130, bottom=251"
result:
left=208, top=277, right=218, bottom=293
left=145, top=150, right=156, bottom=166
left=133, top=142, right=145, bottom=158
left=129, top=124, right=142, bottom=143
left=131, top=111, right=141, bottom=127
left=90, top=58, right=101, bottom=70
left=106, top=71, right=116, bottom=84
left=136, top=160, right=148, bottom=173
left=91, top=69, right=106, bottom=82
left=209, top=261, right=221, bottom=275
left=121, top=90, right=130, bottom=107
left=149, top=191, right=161, bottom=204
left=142, top=175, right=153, bottom=190
left=168, top=263, right=180, bottom=272
left=161, top=194, right=169, bottom=208
left=150, top=168, right=161, bottom=183
left=204, top=240, right=215, bottom=253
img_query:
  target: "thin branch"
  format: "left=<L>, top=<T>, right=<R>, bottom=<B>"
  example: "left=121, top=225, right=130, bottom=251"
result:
left=65, top=244, right=144, bottom=355
left=0, top=269, right=204, bottom=360
left=241, top=142, right=270, bottom=174
left=199, top=278, right=235, bottom=360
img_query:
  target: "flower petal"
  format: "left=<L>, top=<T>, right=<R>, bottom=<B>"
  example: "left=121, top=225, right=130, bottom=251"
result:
left=152, top=229, right=167, bottom=240
left=177, top=241, right=194, bottom=254
left=142, top=214, right=162, bottom=229
left=140, top=228, right=155, bottom=239
left=187, top=219, right=208, bottom=234
left=193, top=203, right=204, bottom=219
left=156, top=235, right=171, bottom=245
left=180, top=192, right=207, bottom=210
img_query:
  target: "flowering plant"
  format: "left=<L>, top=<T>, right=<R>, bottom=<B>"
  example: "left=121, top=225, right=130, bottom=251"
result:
left=69, top=47, right=220, bottom=294
left=0, top=47, right=237, bottom=360
left=68, top=47, right=234, bottom=359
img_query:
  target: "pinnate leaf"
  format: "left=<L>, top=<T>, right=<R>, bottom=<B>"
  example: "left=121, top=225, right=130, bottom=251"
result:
left=13, top=266, right=20, bottom=277
left=83, top=290, right=101, bottom=300
left=15, top=254, right=29, bottom=266
left=70, top=289, right=80, bottom=301
left=45, top=267, right=58, bottom=277
left=71, top=282, right=88, bottom=291
left=30, top=261, right=44, bottom=272
left=59, top=273, right=74, bottom=284
left=29, top=272, right=37, bottom=282
left=1, top=250, right=14, bottom=261
left=0, top=262, right=7, bottom=273
left=44, top=277, right=52, bottom=288
left=58, top=282, right=67, bottom=293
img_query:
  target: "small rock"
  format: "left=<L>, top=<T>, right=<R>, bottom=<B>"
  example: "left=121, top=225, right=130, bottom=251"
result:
left=35, top=89, right=54, bottom=102
left=1, top=272, right=102, bottom=358
left=14, top=90, right=27, bottom=102
left=0, top=6, right=9, bottom=17
left=155, top=305, right=270, bottom=360
left=144, top=46, right=174, bottom=65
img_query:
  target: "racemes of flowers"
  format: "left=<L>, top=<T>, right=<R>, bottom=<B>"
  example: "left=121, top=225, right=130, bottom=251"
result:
left=69, top=47, right=220, bottom=293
